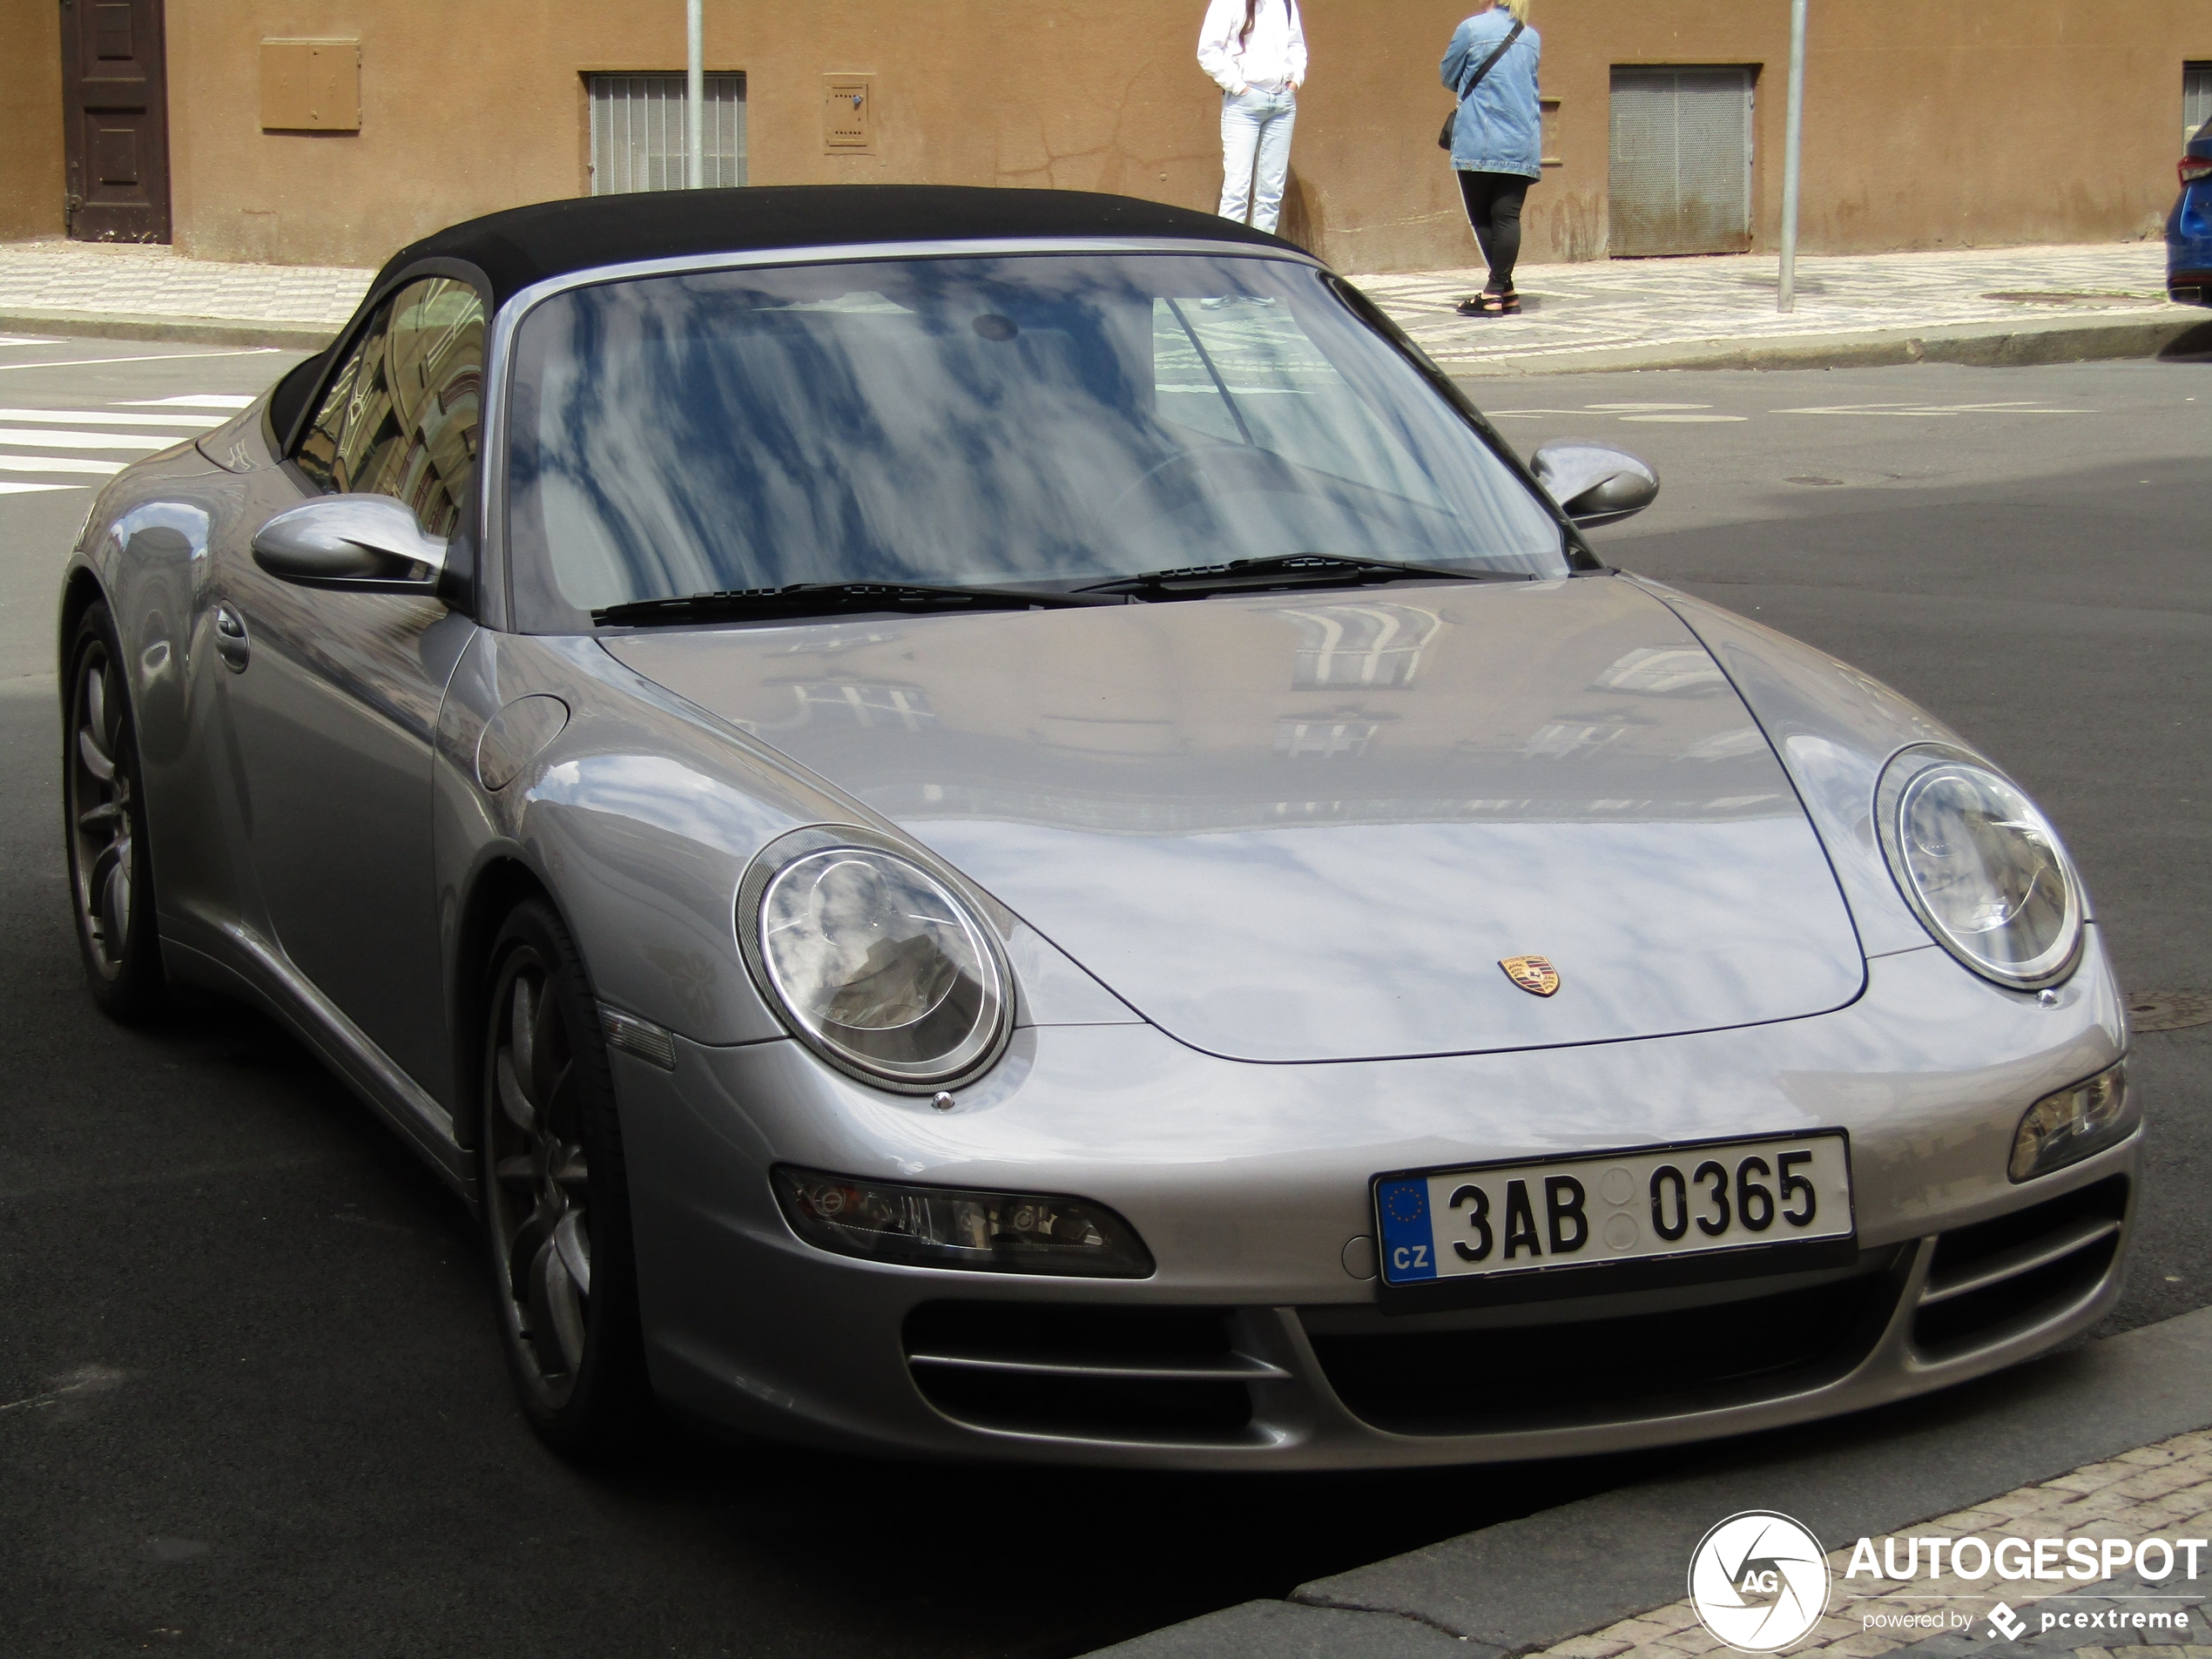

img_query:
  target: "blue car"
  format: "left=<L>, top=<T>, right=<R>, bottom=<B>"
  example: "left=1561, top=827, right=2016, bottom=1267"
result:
left=2171, top=119, right=2212, bottom=305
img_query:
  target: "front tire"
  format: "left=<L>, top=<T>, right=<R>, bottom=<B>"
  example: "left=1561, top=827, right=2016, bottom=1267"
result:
left=64, top=601, right=165, bottom=1022
left=480, top=897, right=649, bottom=1455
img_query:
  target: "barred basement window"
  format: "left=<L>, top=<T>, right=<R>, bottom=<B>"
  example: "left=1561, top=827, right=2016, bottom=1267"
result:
left=2188, top=63, right=2212, bottom=147
left=1608, top=65, right=1755, bottom=258
left=588, top=73, right=747, bottom=193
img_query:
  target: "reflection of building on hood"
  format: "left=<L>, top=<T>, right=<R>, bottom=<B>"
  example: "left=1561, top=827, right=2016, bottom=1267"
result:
left=607, top=576, right=1865, bottom=1067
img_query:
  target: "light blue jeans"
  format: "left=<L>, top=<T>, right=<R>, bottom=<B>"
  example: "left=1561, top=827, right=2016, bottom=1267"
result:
left=1218, top=87, right=1297, bottom=233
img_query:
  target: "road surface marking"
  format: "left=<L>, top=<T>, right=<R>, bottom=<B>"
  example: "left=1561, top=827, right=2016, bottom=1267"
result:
left=0, top=407, right=225, bottom=428
left=1775, top=400, right=2098, bottom=416
left=0, top=481, right=82, bottom=495
left=0, top=455, right=125, bottom=475
left=0, top=428, right=178, bottom=450
left=0, top=347, right=283, bottom=374
left=1619, top=414, right=1749, bottom=422
left=118, top=394, right=257, bottom=409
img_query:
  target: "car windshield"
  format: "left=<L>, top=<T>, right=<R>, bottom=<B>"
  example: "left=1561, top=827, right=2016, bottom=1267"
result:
left=503, top=253, right=1567, bottom=630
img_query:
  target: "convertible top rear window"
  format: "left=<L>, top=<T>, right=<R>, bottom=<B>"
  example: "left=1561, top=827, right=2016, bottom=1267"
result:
left=503, top=253, right=1565, bottom=630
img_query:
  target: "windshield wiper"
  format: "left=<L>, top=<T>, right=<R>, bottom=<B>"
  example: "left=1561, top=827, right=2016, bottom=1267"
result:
left=1075, top=553, right=1531, bottom=600
left=591, top=581, right=1123, bottom=627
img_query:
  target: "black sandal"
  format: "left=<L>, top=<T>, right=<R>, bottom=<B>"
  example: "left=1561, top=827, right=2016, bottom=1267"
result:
left=1454, top=289, right=1521, bottom=317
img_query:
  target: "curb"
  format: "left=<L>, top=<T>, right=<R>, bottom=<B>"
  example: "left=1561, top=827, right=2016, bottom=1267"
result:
left=0, top=308, right=337, bottom=351
left=1440, top=311, right=2212, bottom=378
left=1084, top=1306, right=2212, bottom=1657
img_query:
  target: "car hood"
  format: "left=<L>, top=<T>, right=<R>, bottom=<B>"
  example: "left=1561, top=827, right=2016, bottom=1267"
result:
left=604, top=575, right=1865, bottom=1063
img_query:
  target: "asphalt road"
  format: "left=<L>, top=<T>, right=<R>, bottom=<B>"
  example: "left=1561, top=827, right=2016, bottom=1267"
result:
left=0, top=337, right=2204, bottom=1657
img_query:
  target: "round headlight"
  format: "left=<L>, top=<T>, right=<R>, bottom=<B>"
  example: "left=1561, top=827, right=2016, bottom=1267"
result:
left=1874, top=745, right=2084, bottom=989
left=738, top=828, right=1010, bottom=1090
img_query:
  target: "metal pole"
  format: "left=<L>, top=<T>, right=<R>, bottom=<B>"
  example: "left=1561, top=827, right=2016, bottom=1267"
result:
left=1778, top=0, right=1807, bottom=311
left=685, top=0, right=705, bottom=187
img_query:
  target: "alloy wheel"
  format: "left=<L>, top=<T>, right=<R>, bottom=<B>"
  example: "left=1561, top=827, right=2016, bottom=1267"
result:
left=486, top=947, right=595, bottom=1408
left=67, top=637, right=136, bottom=980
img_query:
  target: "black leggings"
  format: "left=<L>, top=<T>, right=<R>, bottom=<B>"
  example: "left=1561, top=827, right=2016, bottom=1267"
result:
left=1457, top=171, right=1531, bottom=291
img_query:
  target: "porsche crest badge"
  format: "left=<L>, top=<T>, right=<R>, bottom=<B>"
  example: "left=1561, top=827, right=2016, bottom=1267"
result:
left=1500, top=955, right=1561, bottom=997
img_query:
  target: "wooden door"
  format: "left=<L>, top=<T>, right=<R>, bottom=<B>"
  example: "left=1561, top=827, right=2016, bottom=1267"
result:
left=61, top=0, right=172, bottom=243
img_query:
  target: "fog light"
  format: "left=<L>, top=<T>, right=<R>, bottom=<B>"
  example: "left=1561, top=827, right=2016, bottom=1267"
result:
left=2010, top=1062, right=2135, bottom=1182
left=772, top=1167, right=1154, bottom=1278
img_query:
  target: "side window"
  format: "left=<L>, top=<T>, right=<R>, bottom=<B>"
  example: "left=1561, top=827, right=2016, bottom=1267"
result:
left=293, top=276, right=486, bottom=537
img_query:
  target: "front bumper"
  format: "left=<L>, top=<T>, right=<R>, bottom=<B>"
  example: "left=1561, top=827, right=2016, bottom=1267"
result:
left=616, top=937, right=2135, bottom=1469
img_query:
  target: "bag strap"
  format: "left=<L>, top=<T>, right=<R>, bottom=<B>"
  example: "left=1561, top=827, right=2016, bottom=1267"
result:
left=1456, top=18, right=1525, bottom=102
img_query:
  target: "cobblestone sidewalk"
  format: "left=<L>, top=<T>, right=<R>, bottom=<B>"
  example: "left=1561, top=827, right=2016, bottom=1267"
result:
left=1359, top=243, right=2178, bottom=371
left=0, top=233, right=2188, bottom=371
left=0, top=238, right=368, bottom=326
left=1541, top=1430, right=2212, bottom=1659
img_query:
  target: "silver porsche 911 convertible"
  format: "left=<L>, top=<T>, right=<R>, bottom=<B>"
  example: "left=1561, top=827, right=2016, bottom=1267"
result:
left=60, top=186, right=2137, bottom=1465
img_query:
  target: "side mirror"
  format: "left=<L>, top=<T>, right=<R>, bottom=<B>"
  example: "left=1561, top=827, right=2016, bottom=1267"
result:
left=1531, top=440, right=1662, bottom=529
left=251, top=495, right=448, bottom=594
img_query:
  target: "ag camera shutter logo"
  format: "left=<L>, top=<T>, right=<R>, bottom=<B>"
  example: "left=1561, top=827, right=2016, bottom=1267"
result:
left=1689, top=1511, right=1832, bottom=1652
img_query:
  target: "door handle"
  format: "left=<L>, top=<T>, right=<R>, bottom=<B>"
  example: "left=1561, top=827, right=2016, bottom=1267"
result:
left=212, top=603, right=251, bottom=672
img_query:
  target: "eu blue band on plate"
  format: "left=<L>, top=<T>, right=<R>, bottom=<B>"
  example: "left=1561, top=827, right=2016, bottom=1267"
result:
left=1375, top=1177, right=1436, bottom=1282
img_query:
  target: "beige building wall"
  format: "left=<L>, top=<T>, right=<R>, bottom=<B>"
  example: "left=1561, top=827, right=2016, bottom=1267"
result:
left=4, top=1, right=2208, bottom=271
left=0, top=0, right=67, bottom=241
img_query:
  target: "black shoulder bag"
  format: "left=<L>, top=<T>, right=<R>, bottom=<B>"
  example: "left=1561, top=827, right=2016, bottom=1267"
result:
left=1438, top=19, right=1526, bottom=152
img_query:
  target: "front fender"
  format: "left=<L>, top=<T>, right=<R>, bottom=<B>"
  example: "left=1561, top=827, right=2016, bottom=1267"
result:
left=433, top=631, right=1139, bottom=1092
left=1629, top=577, right=1984, bottom=960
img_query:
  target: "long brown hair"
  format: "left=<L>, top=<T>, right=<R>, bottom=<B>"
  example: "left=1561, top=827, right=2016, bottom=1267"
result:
left=1238, top=0, right=1297, bottom=48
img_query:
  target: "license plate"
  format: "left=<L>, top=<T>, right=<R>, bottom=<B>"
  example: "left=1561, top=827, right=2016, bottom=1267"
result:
left=1373, top=1132, right=1853, bottom=1286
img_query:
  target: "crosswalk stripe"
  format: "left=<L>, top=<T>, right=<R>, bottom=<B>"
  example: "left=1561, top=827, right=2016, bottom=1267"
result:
left=119, top=395, right=256, bottom=410
left=0, top=454, right=125, bottom=475
left=0, top=481, right=82, bottom=495
left=0, top=408, right=225, bottom=428
left=0, top=429, right=177, bottom=450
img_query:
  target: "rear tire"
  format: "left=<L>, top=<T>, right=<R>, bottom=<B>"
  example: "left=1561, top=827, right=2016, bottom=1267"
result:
left=63, top=601, right=166, bottom=1022
left=479, top=897, right=650, bottom=1457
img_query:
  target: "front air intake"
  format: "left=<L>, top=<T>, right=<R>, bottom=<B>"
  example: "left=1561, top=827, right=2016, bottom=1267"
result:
left=902, top=1302, right=1277, bottom=1443
left=1912, top=1176, right=2128, bottom=1358
left=1308, top=1259, right=1905, bottom=1437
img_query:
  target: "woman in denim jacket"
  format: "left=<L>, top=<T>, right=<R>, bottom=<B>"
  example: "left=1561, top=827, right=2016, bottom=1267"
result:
left=1442, top=0, right=1541, bottom=314
left=1199, top=0, right=1307, bottom=234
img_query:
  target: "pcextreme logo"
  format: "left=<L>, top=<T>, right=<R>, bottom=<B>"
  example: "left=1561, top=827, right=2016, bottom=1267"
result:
left=1688, top=1512, right=1832, bottom=1653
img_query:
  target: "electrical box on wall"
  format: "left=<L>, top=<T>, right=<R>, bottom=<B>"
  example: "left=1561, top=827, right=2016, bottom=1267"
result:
left=824, top=76, right=874, bottom=154
left=261, top=39, right=362, bottom=132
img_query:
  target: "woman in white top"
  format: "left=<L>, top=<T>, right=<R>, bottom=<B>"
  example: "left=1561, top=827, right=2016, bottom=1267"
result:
left=1197, top=0, right=1307, bottom=234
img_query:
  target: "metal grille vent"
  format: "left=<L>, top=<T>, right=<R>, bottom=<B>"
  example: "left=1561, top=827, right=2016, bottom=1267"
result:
left=588, top=73, right=747, bottom=194
left=1913, top=1176, right=2128, bottom=1358
left=1608, top=65, right=1755, bottom=258
left=903, top=1302, right=1277, bottom=1443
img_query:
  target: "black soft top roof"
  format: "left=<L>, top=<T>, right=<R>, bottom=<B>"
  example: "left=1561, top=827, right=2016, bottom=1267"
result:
left=268, top=186, right=1295, bottom=452
left=374, top=185, right=1293, bottom=314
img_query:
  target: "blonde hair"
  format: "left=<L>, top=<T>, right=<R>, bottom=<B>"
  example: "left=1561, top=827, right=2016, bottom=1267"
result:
left=1499, top=0, right=1532, bottom=19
